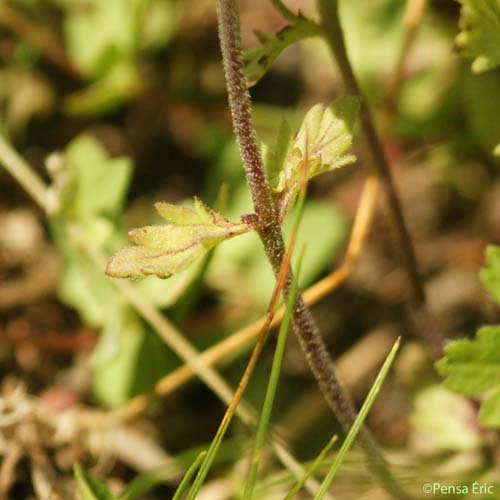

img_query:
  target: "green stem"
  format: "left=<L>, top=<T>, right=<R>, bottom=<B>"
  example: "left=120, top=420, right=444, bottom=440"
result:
left=270, top=0, right=298, bottom=21
left=284, top=434, right=338, bottom=500
left=317, top=0, right=444, bottom=358
left=172, top=451, right=207, bottom=500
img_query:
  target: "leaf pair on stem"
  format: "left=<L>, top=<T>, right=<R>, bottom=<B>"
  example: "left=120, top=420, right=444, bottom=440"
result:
left=107, top=99, right=358, bottom=281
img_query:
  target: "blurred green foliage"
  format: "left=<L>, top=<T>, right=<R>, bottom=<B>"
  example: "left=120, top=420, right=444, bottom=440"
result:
left=54, top=0, right=177, bottom=115
left=1, top=0, right=500, bottom=496
left=411, top=385, right=482, bottom=451
left=75, top=463, right=116, bottom=500
left=455, top=0, right=500, bottom=74
left=481, top=245, right=500, bottom=303
left=437, top=246, right=500, bottom=428
left=438, top=326, right=500, bottom=428
left=49, top=135, right=174, bottom=407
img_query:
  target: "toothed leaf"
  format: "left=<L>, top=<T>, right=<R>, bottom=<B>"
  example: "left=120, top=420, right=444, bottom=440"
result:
left=106, top=199, right=250, bottom=279
left=455, top=0, right=500, bottom=73
left=410, top=385, right=482, bottom=452
left=243, top=18, right=321, bottom=86
left=274, top=99, right=358, bottom=220
left=480, top=244, right=500, bottom=304
left=437, top=326, right=500, bottom=428
left=265, top=118, right=294, bottom=190
left=154, top=197, right=213, bottom=226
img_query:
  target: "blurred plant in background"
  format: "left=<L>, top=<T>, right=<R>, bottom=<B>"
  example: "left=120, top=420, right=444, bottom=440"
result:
left=0, top=0, right=500, bottom=498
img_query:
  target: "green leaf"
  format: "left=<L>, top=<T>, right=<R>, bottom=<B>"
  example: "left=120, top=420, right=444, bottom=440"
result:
left=74, top=464, right=117, bottom=500
left=59, top=134, right=133, bottom=222
left=462, top=70, right=500, bottom=163
left=91, top=307, right=173, bottom=407
left=330, top=95, right=361, bottom=133
left=480, top=245, right=500, bottom=303
left=243, top=18, right=321, bottom=86
left=48, top=134, right=175, bottom=407
left=437, top=326, right=500, bottom=427
left=106, top=198, right=250, bottom=279
left=52, top=228, right=174, bottom=407
left=116, top=439, right=246, bottom=500
left=410, top=385, right=482, bottom=452
left=274, top=100, right=358, bottom=220
left=172, top=451, right=207, bottom=500
left=479, top=388, right=500, bottom=426
left=60, top=0, right=150, bottom=78
left=50, top=134, right=133, bottom=327
left=52, top=0, right=175, bottom=117
left=284, top=434, right=338, bottom=500
left=455, top=0, right=500, bottom=73
left=243, top=246, right=305, bottom=500
left=315, top=338, right=401, bottom=499
left=209, top=190, right=346, bottom=309
left=287, top=200, right=346, bottom=286
left=63, top=63, right=141, bottom=117
left=55, top=235, right=118, bottom=328
left=264, top=118, right=293, bottom=191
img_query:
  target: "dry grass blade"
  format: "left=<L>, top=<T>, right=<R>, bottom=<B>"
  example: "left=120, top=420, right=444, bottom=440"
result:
left=0, top=137, right=325, bottom=498
left=186, top=189, right=305, bottom=499
left=0, top=445, right=22, bottom=500
left=108, top=174, right=379, bottom=423
left=0, top=134, right=50, bottom=213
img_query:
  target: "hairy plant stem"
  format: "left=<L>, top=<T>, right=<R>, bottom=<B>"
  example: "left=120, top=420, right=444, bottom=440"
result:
left=317, top=0, right=443, bottom=359
left=215, top=1, right=408, bottom=497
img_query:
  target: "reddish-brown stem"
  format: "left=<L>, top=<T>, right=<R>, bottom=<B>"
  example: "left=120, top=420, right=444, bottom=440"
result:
left=215, top=1, right=409, bottom=497
left=216, top=0, right=351, bottom=427
left=317, top=0, right=444, bottom=359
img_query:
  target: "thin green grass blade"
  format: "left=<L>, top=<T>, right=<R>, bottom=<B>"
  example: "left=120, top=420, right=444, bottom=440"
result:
left=283, top=434, right=338, bottom=500
left=186, top=258, right=301, bottom=500
left=172, top=451, right=207, bottom=500
left=243, top=190, right=307, bottom=500
left=185, top=287, right=282, bottom=498
left=186, top=418, right=226, bottom=499
left=243, top=249, right=304, bottom=500
left=186, top=187, right=308, bottom=500
left=313, top=337, right=401, bottom=500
